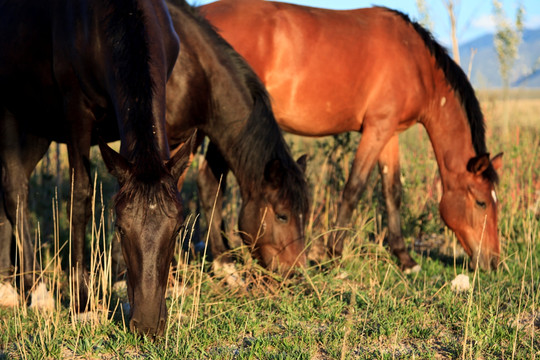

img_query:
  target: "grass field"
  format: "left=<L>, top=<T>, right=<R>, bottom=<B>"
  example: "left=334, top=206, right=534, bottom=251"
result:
left=0, top=92, right=539, bottom=359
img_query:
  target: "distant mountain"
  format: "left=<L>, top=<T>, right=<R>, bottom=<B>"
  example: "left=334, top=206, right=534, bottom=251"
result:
left=459, top=28, right=540, bottom=88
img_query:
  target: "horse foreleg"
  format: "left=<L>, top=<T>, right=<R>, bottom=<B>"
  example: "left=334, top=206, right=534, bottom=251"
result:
left=377, top=135, right=419, bottom=272
left=197, top=143, right=241, bottom=286
left=65, top=112, right=93, bottom=313
left=329, top=129, right=393, bottom=258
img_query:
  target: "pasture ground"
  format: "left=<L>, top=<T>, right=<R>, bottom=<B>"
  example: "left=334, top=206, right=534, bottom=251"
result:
left=0, top=90, right=539, bottom=359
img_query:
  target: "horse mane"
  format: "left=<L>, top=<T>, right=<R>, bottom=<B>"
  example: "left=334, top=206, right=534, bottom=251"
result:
left=234, top=81, right=310, bottom=214
left=104, top=0, right=182, bottom=212
left=381, top=7, right=498, bottom=184
left=104, top=0, right=162, bottom=170
left=173, top=0, right=310, bottom=213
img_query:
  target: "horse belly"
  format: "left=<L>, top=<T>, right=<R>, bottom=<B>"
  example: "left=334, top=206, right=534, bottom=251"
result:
left=270, top=92, right=362, bottom=136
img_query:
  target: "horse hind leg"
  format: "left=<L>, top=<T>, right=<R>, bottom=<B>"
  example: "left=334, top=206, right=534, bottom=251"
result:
left=21, top=136, right=54, bottom=310
left=328, top=128, right=393, bottom=257
left=0, top=187, right=18, bottom=307
left=0, top=109, right=52, bottom=308
left=377, top=135, right=419, bottom=273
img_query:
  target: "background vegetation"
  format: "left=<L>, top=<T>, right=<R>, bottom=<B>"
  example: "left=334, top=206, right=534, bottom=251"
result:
left=0, top=89, right=538, bottom=359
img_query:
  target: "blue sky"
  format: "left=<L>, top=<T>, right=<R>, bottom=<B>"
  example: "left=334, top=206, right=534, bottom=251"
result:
left=189, top=1, right=540, bottom=46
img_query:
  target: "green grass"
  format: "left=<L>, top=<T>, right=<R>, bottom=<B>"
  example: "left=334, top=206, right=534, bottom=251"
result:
left=0, top=96, right=539, bottom=359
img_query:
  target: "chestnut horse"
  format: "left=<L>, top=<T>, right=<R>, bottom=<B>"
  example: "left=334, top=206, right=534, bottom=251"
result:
left=163, top=0, right=309, bottom=278
left=201, top=0, right=503, bottom=271
left=0, top=0, right=187, bottom=336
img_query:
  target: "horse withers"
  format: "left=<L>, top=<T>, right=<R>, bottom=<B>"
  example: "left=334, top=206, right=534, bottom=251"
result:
left=0, top=0, right=183, bottom=336
left=201, top=0, right=502, bottom=271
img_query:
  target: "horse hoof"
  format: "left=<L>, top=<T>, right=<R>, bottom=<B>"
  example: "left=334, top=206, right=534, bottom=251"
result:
left=0, top=283, right=19, bottom=307
left=403, top=264, right=421, bottom=275
left=29, top=283, right=54, bottom=311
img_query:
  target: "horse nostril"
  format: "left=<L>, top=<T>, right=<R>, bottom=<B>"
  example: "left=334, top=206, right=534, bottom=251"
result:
left=491, top=256, right=499, bottom=270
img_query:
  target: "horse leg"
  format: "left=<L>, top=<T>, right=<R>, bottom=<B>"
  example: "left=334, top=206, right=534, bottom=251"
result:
left=328, top=129, right=393, bottom=257
left=21, top=136, right=53, bottom=308
left=64, top=108, right=93, bottom=313
left=0, top=109, right=52, bottom=307
left=0, top=173, right=13, bottom=282
left=197, top=142, right=241, bottom=286
left=377, top=135, right=419, bottom=272
left=0, top=186, right=17, bottom=307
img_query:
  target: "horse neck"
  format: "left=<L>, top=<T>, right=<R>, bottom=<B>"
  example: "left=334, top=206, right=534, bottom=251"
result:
left=209, top=82, right=275, bottom=193
left=422, top=91, right=477, bottom=191
left=107, top=0, right=177, bottom=164
left=172, top=2, right=271, bottom=190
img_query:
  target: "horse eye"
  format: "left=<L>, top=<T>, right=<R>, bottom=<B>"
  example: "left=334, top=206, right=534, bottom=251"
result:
left=476, top=200, right=487, bottom=209
left=276, top=213, right=289, bottom=223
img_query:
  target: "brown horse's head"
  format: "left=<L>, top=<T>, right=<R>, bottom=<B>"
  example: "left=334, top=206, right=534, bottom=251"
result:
left=238, top=155, right=309, bottom=275
left=99, top=137, right=193, bottom=337
left=439, top=153, right=503, bottom=271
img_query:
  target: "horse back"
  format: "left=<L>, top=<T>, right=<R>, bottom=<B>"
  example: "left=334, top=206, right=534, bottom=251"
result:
left=202, top=1, right=438, bottom=135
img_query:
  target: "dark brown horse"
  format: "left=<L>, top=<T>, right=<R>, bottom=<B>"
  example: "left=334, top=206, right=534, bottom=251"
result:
left=0, top=0, right=188, bottom=336
left=201, top=0, right=503, bottom=271
left=163, top=0, right=310, bottom=279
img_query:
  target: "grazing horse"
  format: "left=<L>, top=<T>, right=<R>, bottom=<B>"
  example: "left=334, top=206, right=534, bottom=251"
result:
left=0, top=0, right=187, bottom=336
left=201, top=0, right=503, bottom=271
left=163, top=0, right=309, bottom=278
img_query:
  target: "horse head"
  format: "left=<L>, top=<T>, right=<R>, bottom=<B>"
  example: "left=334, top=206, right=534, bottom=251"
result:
left=99, top=134, right=194, bottom=336
left=238, top=155, right=309, bottom=275
left=440, top=153, right=503, bottom=271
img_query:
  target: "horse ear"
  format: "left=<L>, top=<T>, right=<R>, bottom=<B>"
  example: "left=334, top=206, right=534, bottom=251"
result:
left=98, top=138, right=132, bottom=184
left=491, top=152, right=503, bottom=172
left=466, top=153, right=490, bottom=175
left=296, top=154, right=308, bottom=174
left=167, top=130, right=197, bottom=181
left=264, top=159, right=284, bottom=188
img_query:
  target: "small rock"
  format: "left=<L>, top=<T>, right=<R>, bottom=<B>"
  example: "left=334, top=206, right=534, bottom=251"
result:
left=450, top=274, right=470, bottom=292
left=0, top=283, right=18, bottom=307
left=29, top=283, right=55, bottom=311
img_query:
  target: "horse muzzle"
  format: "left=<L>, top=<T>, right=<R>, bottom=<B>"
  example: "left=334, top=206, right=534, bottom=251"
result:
left=470, top=249, right=499, bottom=271
left=129, top=301, right=168, bottom=337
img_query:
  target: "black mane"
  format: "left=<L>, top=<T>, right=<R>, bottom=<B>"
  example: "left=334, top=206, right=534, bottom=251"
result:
left=382, top=7, right=498, bottom=184
left=104, top=0, right=161, bottom=170
left=173, top=0, right=309, bottom=213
